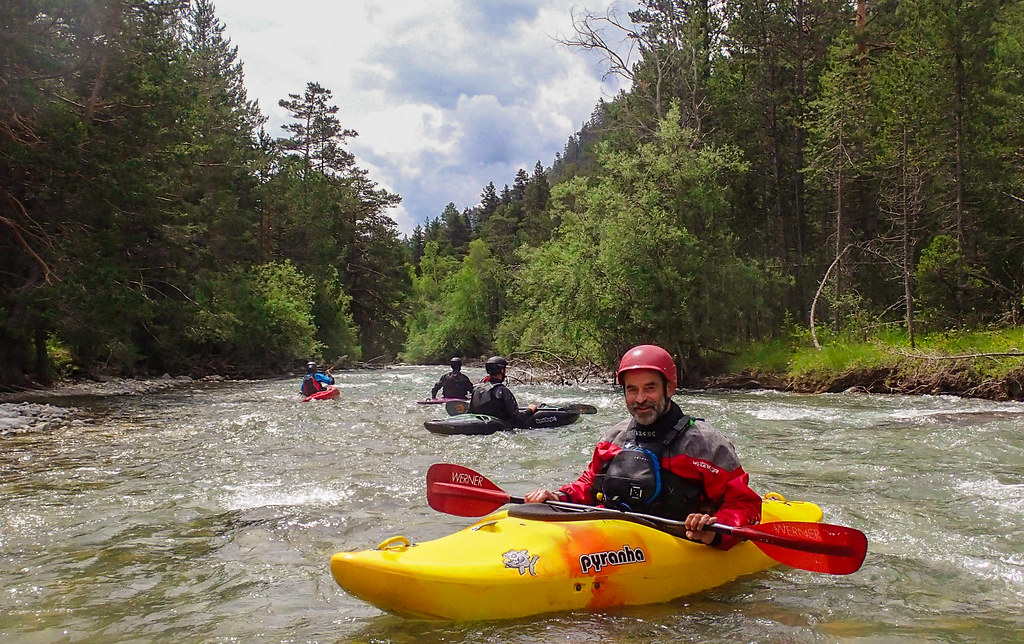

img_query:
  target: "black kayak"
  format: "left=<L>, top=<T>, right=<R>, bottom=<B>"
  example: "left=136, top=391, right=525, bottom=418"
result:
left=424, top=409, right=581, bottom=436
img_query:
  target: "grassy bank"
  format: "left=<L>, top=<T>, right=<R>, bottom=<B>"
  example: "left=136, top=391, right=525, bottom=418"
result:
left=709, top=327, right=1024, bottom=401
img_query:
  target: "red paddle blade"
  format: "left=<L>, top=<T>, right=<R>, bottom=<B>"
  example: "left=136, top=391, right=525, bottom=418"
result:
left=426, top=463, right=511, bottom=517
left=734, top=521, right=868, bottom=575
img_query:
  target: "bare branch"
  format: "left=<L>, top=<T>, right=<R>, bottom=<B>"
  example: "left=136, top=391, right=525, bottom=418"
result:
left=559, top=9, right=641, bottom=84
left=1, top=190, right=56, bottom=286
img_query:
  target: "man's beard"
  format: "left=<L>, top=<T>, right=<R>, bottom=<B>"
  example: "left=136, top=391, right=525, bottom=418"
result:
left=628, top=394, right=669, bottom=426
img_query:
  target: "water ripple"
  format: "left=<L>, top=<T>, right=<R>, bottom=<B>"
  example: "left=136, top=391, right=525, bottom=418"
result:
left=1, top=367, right=1022, bottom=641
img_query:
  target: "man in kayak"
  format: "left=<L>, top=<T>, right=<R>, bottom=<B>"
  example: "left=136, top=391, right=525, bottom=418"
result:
left=469, top=356, right=538, bottom=425
left=430, top=357, right=474, bottom=400
left=300, top=361, right=335, bottom=397
left=524, top=344, right=761, bottom=549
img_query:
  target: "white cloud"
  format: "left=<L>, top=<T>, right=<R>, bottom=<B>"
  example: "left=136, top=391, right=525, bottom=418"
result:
left=214, top=0, right=638, bottom=235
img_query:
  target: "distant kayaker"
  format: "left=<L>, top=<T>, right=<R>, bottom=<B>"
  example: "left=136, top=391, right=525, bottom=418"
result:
left=300, top=361, right=335, bottom=397
left=430, top=357, right=474, bottom=400
left=524, top=344, right=762, bottom=550
left=469, top=356, right=537, bottom=425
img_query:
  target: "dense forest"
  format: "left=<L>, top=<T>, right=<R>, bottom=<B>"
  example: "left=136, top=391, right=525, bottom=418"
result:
left=3, top=0, right=1023, bottom=388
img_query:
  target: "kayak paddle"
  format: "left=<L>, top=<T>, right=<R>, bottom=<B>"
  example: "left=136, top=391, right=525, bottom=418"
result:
left=445, top=400, right=470, bottom=415
left=426, top=463, right=867, bottom=575
left=444, top=401, right=597, bottom=416
left=543, top=403, right=598, bottom=414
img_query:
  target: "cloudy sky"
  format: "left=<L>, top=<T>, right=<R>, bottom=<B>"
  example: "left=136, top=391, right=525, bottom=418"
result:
left=213, top=0, right=638, bottom=235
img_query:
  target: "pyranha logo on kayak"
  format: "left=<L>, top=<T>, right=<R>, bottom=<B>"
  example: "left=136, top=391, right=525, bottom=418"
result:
left=502, top=549, right=539, bottom=576
left=579, top=545, right=646, bottom=574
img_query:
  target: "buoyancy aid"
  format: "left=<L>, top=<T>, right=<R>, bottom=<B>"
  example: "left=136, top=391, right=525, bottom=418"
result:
left=469, top=380, right=505, bottom=417
left=301, top=375, right=321, bottom=396
left=596, top=414, right=709, bottom=519
left=438, top=371, right=472, bottom=398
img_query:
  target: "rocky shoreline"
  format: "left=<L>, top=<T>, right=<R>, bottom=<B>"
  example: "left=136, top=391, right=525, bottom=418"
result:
left=0, top=374, right=226, bottom=435
left=0, top=402, right=81, bottom=435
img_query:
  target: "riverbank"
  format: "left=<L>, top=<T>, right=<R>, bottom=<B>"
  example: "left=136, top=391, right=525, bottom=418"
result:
left=4, top=339, right=1021, bottom=435
left=704, top=328, right=1024, bottom=402
left=700, top=365, right=1024, bottom=401
left=0, top=374, right=225, bottom=434
left=0, top=402, right=80, bottom=434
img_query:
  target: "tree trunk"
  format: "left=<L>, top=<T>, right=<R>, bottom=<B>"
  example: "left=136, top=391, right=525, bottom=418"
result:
left=952, top=44, right=967, bottom=319
left=793, top=0, right=808, bottom=310
left=34, top=323, right=50, bottom=385
left=901, top=125, right=916, bottom=348
left=834, top=127, right=845, bottom=333
left=85, top=4, right=122, bottom=123
left=856, top=1, right=868, bottom=56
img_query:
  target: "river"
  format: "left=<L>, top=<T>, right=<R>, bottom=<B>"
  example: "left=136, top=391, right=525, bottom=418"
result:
left=1, top=366, right=1022, bottom=643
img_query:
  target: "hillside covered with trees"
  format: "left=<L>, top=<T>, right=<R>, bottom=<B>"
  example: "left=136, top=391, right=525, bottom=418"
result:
left=2, top=0, right=408, bottom=383
left=3, top=1, right=1023, bottom=390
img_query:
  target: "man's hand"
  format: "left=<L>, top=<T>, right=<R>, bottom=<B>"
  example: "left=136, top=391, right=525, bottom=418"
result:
left=524, top=489, right=559, bottom=503
left=684, top=513, right=718, bottom=544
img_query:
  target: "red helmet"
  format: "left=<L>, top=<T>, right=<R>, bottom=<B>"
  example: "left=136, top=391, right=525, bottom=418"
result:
left=616, top=344, right=677, bottom=385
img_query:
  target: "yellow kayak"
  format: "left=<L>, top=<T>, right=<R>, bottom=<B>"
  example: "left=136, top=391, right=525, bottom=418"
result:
left=330, top=493, right=823, bottom=620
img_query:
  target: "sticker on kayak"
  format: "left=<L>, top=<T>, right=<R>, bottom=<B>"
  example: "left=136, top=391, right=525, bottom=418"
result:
left=579, top=544, right=646, bottom=574
left=502, top=549, right=539, bottom=576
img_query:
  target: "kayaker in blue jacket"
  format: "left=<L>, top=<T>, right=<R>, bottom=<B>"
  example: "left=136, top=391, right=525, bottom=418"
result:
left=469, top=356, right=537, bottom=425
left=300, top=361, right=335, bottom=396
left=523, top=344, right=762, bottom=550
left=430, top=357, right=474, bottom=399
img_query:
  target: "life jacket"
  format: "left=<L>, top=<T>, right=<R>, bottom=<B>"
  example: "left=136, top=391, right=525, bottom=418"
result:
left=469, top=380, right=505, bottom=418
left=440, top=372, right=472, bottom=398
left=596, top=415, right=708, bottom=519
left=301, top=375, right=323, bottom=396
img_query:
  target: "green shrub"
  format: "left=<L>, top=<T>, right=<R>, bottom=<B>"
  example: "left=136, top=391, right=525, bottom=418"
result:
left=189, top=261, right=320, bottom=368
left=312, top=269, right=362, bottom=362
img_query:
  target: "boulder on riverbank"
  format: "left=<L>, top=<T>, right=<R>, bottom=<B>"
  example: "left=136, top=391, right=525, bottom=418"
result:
left=0, top=402, right=79, bottom=435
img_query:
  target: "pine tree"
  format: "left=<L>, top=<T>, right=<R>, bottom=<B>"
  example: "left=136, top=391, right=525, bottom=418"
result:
left=442, top=202, right=471, bottom=257
left=278, top=82, right=356, bottom=179
left=716, top=0, right=852, bottom=315
left=519, top=161, right=553, bottom=244
left=478, top=182, right=500, bottom=228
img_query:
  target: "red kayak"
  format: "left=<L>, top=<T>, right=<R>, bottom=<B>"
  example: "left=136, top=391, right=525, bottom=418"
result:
left=416, top=397, right=468, bottom=405
left=302, top=385, right=339, bottom=402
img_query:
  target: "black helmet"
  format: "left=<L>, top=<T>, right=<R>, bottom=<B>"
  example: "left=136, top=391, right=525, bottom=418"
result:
left=484, top=356, right=508, bottom=375
left=450, top=357, right=462, bottom=367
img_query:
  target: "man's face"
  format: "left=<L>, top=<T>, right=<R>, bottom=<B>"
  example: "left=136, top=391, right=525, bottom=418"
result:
left=623, top=369, right=676, bottom=425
